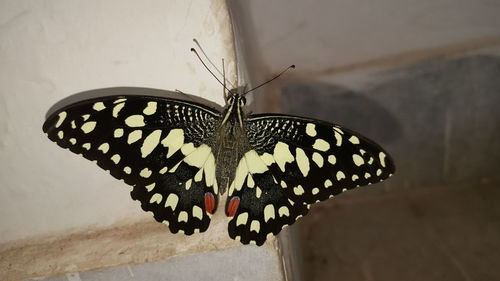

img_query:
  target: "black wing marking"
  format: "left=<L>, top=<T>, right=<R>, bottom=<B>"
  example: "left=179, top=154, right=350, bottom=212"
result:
left=43, top=95, right=221, bottom=235
left=226, top=114, right=395, bottom=245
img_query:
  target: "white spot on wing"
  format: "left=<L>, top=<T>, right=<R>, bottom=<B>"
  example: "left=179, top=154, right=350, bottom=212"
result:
left=250, top=220, right=260, bottom=233
left=123, top=166, right=132, bottom=174
left=161, top=129, right=184, bottom=158
left=293, top=185, right=305, bottom=195
left=313, top=139, right=330, bottom=151
left=114, top=128, right=124, bottom=138
left=81, top=121, right=96, bottom=134
left=55, top=111, right=66, bottom=128
left=236, top=212, right=248, bottom=226
left=273, top=142, right=294, bottom=172
left=352, top=154, right=364, bottom=166
left=150, top=193, right=162, bottom=204
left=112, top=103, right=125, bottom=118
left=312, top=187, right=319, bottom=195
left=165, top=193, right=179, bottom=210
left=336, top=171, right=346, bottom=181
left=125, top=115, right=145, bottom=127
left=295, top=148, right=310, bottom=177
left=93, top=102, right=106, bottom=111
left=264, top=204, right=275, bottom=222
left=178, top=211, right=188, bottom=223
left=278, top=206, right=289, bottom=217
left=192, top=205, right=203, bottom=220
left=141, top=130, right=162, bottom=158
left=143, top=101, right=157, bottom=115
left=312, top=152, right=324, bottom=167
left=324, top=179, right=332, bottom=187
left=184, top=144, right=211, bottom=168
left=244, top=150, right=268, bottom=174
left=379, top=152, right=387, bottom=167
left=98, top=143, right=109, bottom=154
left=140, top=168, right=152, bottom=178
left=349, top=136, right=360, bottom=144
left=306, top=123, right=317, bottom=137
left=127, top=130, right=142, bottom=144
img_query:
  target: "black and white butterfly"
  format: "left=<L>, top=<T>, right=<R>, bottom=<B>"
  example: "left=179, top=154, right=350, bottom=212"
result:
left=43, top=85, right=395, bottom=246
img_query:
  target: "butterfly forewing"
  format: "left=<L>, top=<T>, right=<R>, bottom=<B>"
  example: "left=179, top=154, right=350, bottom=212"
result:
left=225, top=114, right=395, bottom=244
left=43, top=95, right=221, bottom=234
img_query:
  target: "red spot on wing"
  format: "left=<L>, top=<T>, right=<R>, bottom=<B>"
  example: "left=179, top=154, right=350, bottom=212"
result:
left=226, top=196, right=240, bottom=217
left=204, top=192, right=216, bottom=214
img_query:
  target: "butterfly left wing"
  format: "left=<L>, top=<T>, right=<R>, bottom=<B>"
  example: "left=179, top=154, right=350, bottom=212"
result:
left=43, top=94, right=221, bottom=235
left=227, top=114, right=395, bottom=245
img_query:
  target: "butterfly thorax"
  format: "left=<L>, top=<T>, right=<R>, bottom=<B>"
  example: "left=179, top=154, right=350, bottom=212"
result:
left=213, top=94, right=249, bottom=195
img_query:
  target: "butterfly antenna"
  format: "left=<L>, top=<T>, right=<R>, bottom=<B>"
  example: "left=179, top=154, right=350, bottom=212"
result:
left=191, top=47, right=232, bottom=94
left=193, top=39, right=235, bottom=89
left=222, top=58, right=228, bottom=100
left=243, top=65, right=295, bottom=96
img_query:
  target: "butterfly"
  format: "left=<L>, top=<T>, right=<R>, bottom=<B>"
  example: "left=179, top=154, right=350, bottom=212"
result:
left=43, top=83, right=395, bottom=246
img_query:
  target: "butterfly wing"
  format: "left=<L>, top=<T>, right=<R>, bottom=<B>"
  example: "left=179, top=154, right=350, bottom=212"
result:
left=227, top=114, right=395, bottom=245
left=43, top=95, right=221, bottom=235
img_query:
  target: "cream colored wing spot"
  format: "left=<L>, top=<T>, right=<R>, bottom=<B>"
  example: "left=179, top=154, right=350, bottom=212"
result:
left=312, top=152, right=324, bottom=168
left=352, top=154, right=364, bottom=166
left=203, top=153, right=217, bottom=190
left=141, top=130, right=162, bottom=158
left=293, top=185, right=305, bottom=195
left=159, top=167, right=168, bottom=174
left=57, top=131, right=64, bottom=139
left=145, top=183, right=155, bottom=192
left=255, top=187, right=262, bottom=198
left=328, top=155, right=336, bottom=165
left=368, top=157, right=374, bottom=165
left=113, top=98, right=126, bottom=104
left=250, top=220, right=260, bottom=233
left=165, top=193, right=179, bottom=210
left=336, top=171, right=346, bottom=181
left=264, top=204, right=276, bottom=222
left=313, top=139, right=330, bottom=152
left=180, top=142, right=196, bottom=155
left=69, top=138, right=76, bottom=145
left=324, top=179, right=332, bottom=188
left=82, top=114, right=90, bottom=121
left=143, top=101, right=157, bottom=115
left=278, top=206, right=290, bottom=217
left=376, top=169, right=382, bottom=176
left=236, top=212, right=249, bottom=226
left=149, top=193, right=162, bottom=204
left=140, top=168, right=152, bottom=178
left=184, top=144, right=211, bottom=168
left=93, top=102, right=106, bottom=111
left=125, top=115, right=145, bottom=127
left=379, top=152, right=387, bottom=167
left=295, top=148, right=310, bottom=177
left=114, top=128, right=124, bottom=138
left=273, top=142, right=294, bottom=172
left=333, top=130, right=342, bottom=147
left=260, top=153, right=275, bottom=166
left=349, top=136, right=360, bottom=144
left=231, top=157, right=248, bottom=195
left=364, top=172, right=371, bottom=179
left=312, top=187, right=319, bottom=195
left=82, top=143, right=91, bottom=150
left=178, top=211, right=188, bottom=223
left=192, top=205, right=203, bottom=220
left=55, top=111, right=67, bottom=128
left=244, top=150, right=268, bottom=174
left=194, top=169, right=203, bottom=182
left=81, top=121, right=96, bottom=134
left=112, top=103, right=125, bottom=118
left=98, top=143, right=110, bottom=154
left=280, top=181, right=287, bottom=188
left=352, top=174, right=359, bottom=181
left=71, top=120, right=76, bottom=129
left=127, top=130, right=142, bottom=144
left=123, top=166, right=132, bottom=174
left=185, top=179, right=192, bottom=190
left=161, top=129, right=184, bottom=158
left=306, top=123, right=317, bottom=137
left=246, top=175, right=255, bottom=188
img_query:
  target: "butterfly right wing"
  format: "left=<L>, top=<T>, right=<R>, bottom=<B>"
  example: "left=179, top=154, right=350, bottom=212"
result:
left=43, top=95, right=221, bottom=235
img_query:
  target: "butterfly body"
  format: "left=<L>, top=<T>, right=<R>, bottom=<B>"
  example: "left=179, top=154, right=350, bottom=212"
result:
left=43, top=87, right=395, bottom=246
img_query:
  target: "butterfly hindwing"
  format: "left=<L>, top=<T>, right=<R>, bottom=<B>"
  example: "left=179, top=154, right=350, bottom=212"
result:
left=43, top=95, right=221, bottom=234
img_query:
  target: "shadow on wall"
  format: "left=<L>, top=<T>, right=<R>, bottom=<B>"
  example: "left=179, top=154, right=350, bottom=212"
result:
left=282, top=55, right=500, bottom=189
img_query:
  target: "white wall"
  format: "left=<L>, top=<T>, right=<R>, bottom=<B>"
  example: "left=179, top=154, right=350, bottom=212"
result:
left=0, top=0, right=235, bottom=243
